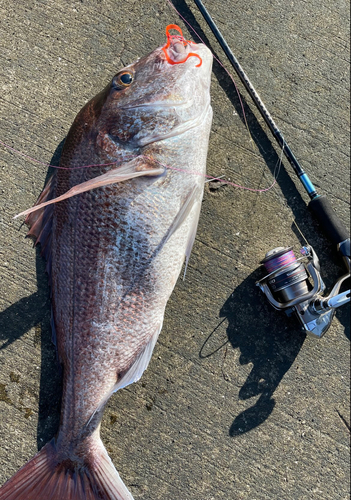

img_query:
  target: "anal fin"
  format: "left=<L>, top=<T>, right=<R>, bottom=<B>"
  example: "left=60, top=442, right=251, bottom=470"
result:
left=86, top=323, right=162, bottom=427
left=115, top=323, right=162, bottom=391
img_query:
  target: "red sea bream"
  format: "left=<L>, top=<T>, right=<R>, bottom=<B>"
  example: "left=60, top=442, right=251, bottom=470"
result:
left=0, top=25, right=212, bottom=500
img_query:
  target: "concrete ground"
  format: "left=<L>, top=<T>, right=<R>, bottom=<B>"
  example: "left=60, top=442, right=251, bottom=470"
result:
left=0, top=1, right=349, bottom=499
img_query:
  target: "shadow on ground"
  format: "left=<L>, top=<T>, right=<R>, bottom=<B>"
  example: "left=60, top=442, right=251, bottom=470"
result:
left=0, top=140, right=65, bottom=450
left=1, top=12, right=349, bottom=452
left=200, top=260, right=349, bottom=436
left=219, top=268, right=306, bottom=436
left=33, top=140, right=66, bottom=449
left=199, top=266, right=307, bottom=436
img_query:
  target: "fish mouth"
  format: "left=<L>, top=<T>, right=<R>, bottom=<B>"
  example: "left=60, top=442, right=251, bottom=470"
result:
left=110, top=25, right=212, bottom=148
left=162, top=24, right=203, bottom=67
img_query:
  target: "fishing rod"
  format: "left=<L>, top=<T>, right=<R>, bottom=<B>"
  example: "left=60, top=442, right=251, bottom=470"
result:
left=193, top=0, right=350, bottom=337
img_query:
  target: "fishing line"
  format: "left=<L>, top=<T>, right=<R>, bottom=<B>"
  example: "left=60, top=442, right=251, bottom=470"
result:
left=292, top=219, right=310, bottom=246
left=204, top=174, right=225, bottom=183
left=165, top=0, right=282, bottom=191
left=165, top=0, right=347, bottom=259
left=165, top=0, right=252, bottom=138
left=0, top=139, right=120, bottom=171
left=0, top=138, right=280, bottom=193
left=0, top=6, right=286, bottom=196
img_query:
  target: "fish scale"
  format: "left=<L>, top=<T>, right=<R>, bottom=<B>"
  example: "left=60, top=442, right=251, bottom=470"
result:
left=0, top=25, right=213, bottom=500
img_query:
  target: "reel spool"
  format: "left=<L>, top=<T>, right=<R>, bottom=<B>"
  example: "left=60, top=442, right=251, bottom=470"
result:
left=256, top=245, right=350, bottom=338
left=261, top=247, right=309, bottom=303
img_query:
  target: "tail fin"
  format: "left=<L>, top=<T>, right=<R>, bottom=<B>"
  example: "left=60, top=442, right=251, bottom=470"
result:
left=0, top=438, right=134, bottom=500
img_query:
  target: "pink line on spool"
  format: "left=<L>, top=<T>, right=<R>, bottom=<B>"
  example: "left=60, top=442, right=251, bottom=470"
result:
left=264, top=250, right=296, bottom=274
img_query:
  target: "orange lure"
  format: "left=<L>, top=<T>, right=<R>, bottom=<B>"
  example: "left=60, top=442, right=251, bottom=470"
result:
left=162, top=24, right=202, bottom=67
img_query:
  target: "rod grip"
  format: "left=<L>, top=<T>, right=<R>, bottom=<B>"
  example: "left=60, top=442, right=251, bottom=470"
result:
left=309, top=195, right=349, bottom=246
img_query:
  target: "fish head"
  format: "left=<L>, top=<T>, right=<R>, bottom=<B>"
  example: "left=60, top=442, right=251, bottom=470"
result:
left=95, top=25, right=213, bottom=150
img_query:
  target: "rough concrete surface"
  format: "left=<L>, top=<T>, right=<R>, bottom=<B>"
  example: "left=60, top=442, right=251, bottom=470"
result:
left=0, top=1, right=350, bottom=499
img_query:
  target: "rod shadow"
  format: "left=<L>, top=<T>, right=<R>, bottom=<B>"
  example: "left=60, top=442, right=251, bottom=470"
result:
left=173, top=0, right=306, bottom=211
left=175, top=0, right=349, bottom=289
left=175, top=0, right=350, bottom=431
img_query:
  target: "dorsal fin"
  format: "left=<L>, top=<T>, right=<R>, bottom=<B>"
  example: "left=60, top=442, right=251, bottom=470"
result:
left=25, top=174, right=56, bottom=270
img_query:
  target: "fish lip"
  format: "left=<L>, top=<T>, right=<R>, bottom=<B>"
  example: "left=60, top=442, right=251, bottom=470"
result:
left=163, top=27, right=205, bottom=65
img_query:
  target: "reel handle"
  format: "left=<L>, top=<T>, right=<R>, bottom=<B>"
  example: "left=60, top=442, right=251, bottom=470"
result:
left=309, top=195, right=350, bottom=264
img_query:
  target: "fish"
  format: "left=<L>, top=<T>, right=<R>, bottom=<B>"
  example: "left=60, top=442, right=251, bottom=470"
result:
left=0, top=25, right=213, bottom=500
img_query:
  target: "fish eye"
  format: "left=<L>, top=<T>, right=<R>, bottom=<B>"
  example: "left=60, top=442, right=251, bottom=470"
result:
left=112, top=71, right=134, bottom=90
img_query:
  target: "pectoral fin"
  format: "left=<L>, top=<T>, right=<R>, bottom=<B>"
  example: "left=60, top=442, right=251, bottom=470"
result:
left=163, top=185, right=201, bottom=242
left=183, top=196, right=202, bottom=278
left=15, top=160, right=165, bottom=219
left=163, top=184, right=203, bottom=277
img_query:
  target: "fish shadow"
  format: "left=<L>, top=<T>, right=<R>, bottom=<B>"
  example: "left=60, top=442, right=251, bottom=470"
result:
left=0, top=139, right=65, bottom=450
left=32, top=140, right=66, bottom=449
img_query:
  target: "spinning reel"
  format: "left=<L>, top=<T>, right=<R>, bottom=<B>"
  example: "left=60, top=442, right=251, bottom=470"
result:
left=193, top=1, right=350, bottom=338
left=256, top=245, right=350, bottom=338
